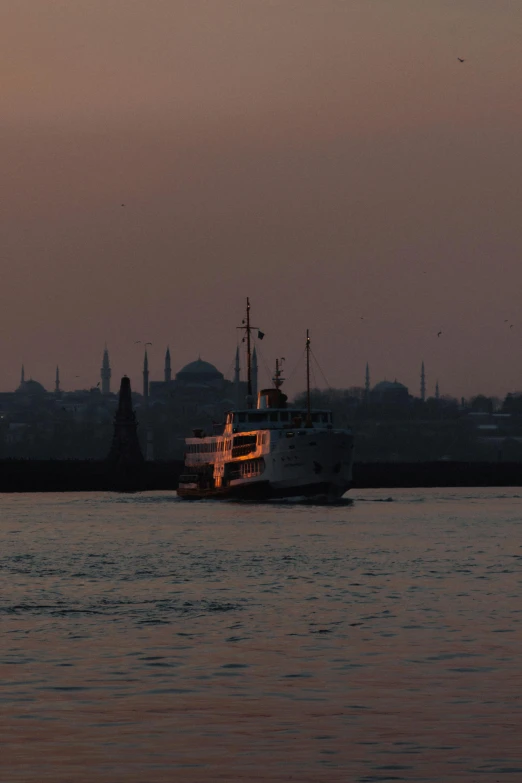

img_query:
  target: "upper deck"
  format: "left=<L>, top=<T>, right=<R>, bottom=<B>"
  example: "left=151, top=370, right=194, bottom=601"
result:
left=225, top=408, right=333, bottom=432
left=184, top=409, right=335, bottom=454
left=184, top=387, right=338, bottom=460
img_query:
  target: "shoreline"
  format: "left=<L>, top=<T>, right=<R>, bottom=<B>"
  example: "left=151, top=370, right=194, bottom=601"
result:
left=0, top=459, right=520, bottom=492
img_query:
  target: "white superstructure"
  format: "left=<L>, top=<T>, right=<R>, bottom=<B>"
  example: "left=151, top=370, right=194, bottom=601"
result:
left=177, top=300, right=354, bottom=503
left=178, top=391, right=354, bottom=502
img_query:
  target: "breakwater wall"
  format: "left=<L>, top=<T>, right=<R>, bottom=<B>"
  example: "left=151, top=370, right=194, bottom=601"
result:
left=353, top=461, right=522, bottom=489
left=0, top=460, right=183, bottom=493
left=0, top=459, right=521, bottom=493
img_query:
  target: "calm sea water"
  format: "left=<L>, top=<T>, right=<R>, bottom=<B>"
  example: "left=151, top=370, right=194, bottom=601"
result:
left=1, top=488, right=522, bottom=782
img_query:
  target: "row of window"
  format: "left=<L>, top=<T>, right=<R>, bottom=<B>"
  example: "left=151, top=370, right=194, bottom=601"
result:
left=233, top=411, right=332, bottom=424
left=238, top=459, right=264, bottom=478
left=228, top=457, right=265, bottom=481
left=188, top=432, right=270, bottom=456
left=187, top=439, right=232, bottom=454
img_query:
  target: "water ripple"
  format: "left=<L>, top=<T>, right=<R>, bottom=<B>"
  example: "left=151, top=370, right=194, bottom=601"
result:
left=1, top=487, right=521, bottom=781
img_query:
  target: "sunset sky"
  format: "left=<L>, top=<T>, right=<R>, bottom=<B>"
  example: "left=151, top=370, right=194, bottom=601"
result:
left=2, top=0, right=522, bottom=398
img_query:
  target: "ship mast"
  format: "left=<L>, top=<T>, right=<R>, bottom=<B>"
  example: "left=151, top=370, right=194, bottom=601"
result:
left=273, top=358, right=285, bottom=390
left=306, top=330, right=312, bottom=427
left=237, top=297, right=258, bottom=409
left=246, top=298, right=252, bottom=401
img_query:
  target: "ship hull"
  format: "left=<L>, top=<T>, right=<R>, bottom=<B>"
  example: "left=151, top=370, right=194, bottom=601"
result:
left=179, top=419, right=354, bottom=504
left=177, top=479, right=350, bottom=503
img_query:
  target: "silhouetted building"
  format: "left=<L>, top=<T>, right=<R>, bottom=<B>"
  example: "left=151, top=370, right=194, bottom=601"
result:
left=149, top=356, right=238, bottom=406
left=143, top=349, right=149, bottom=404
left=101, top=346, right=111, bottom=395
left=164, top=347, right=171, bottom=383
left=371, top=380, right=410, bottom=406
left=16, top=376, right=47, bottom=397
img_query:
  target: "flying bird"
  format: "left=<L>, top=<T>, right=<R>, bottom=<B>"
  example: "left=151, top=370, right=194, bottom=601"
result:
left=145, top=342, right=153, bottom=346
left=121, top=203, right=125, bottom=207
left=134, top=340, right=141, bottom=344
left=437, top=331, right=442, bottom=337
left=457, top=57, right=465, bottom=63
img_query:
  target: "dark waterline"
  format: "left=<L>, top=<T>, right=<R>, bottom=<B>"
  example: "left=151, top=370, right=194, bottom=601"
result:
left=2, top=488, right=522, bottom=781
left=2, top=460, right=522, bottom=493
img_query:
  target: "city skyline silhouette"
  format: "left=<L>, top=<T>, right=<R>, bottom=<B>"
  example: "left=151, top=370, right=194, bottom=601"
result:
left=2, top=1, right=522, bottom=397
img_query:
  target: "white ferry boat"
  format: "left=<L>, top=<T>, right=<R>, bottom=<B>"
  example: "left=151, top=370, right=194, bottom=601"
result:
left=177, top=302, right=354, bottom=503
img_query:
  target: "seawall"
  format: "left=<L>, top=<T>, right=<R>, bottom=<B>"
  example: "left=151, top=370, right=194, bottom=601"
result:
left=0, top=459, right=520, bottom=492
left=353, top=461, right=522, bottom=489
left=0, top=460, right=183, bottom=493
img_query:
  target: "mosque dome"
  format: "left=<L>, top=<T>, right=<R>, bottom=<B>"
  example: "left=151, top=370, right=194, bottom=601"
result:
left=372, top=379, right=409, bottom=403
left=373, top=380, right=408, bottom=393
left=175, top=359, right=224, bottom=384
left=16, top=379, right=47, bottom=395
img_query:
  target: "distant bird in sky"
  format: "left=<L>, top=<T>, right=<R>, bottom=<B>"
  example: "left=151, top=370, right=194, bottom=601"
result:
left=457, top=57, right=465, bottom=63
left=121, top=203, right=125, bottom=207
left=437, top=331, right=442, bottom=337
left=145, top=342, right=152, bottom=346
left=134, top=340, right=141, bottom=344
left=510, top=324, right=514, bottom=329
left=505, top=319, right=509, bottom=322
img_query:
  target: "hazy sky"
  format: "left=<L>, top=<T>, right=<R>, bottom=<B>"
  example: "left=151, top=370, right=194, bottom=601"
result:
left=2, top=0, right=522, bottom=398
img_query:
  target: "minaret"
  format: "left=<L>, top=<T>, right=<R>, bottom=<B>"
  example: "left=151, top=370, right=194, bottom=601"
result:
left=234, top=347, right=241, bottom=406
left=164, top=346, right=171, bottom=384
left=365, top=363, right=370, bottom=398
left=420, top=361, right=426, bottom=402
left=55, top=366, right=60, bottom=394
left=101, top=346, right=111, bottom=395
left=143, top=349, right=149, bottom=403
left=435, top=380, right=440, bottom=400
left=21, top=365, right=25, bottom=385
left=252, top=346, right=258, bottom=400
